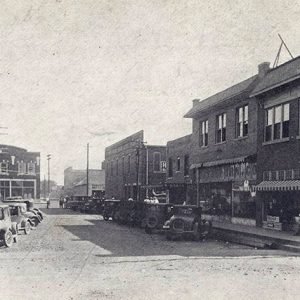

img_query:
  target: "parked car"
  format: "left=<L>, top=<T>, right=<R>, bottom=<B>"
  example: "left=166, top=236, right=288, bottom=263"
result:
left=8, top=203, right=33, bottom=234
left=0, top=204, right=18, bottom=247
left=143, top=203, right=173, bottom=234
left=4, top=197, right=43, bottom=224
left=163, top=205, right=212, bottom=241
left=102, top=200, right=121, bottom=221
left=82, top=198, right=104, bottom=214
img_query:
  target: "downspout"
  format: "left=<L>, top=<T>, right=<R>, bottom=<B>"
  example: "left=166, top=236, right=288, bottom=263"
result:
left=146, top=145, right=149, bottom=198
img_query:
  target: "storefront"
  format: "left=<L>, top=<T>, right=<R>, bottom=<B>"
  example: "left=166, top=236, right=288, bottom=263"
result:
left=0, top=179, right=36, bottom=200
left=255, top=179, right=300, bottom=232
left=193, top=156, right=257, bottom=226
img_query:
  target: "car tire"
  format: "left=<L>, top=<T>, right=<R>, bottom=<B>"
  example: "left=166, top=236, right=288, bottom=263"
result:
left=4, top=230, right=13, bottom=248
left=32, top=217, right=39, bottom=227
left=146, top=215, right=158, bottom=229
left=24, top=221, right=31, bottom=235
left=193, top=222, right=200, bottom=242
left=103, top=216, right=109, bottom=221
left=145, top=225, right=152, bottom=234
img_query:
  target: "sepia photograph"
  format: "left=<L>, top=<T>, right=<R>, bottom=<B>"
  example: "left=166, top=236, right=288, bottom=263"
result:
left=1, top=0, right=300, bottom=299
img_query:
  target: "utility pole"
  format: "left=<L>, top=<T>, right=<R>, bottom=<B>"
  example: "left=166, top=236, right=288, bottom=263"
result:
left=136, top=144, right=140, bottom=201
left=47, top=154, right=51, bottom=197
left=43, top=174, right=46, bottom=198
left=86, top=143, right=89, bottom=197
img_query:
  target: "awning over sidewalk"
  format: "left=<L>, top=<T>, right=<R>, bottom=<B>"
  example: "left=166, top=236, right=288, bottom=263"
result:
left=190, top=156, right=248, bottom=169
left=255, top=180, right=300, bottom=191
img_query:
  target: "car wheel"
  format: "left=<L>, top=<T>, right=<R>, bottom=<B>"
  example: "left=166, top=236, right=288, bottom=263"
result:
left=4, top=230, right=13, bottom=247
left=145, top=225, right=152, bottom=234
left=24, top=221, right=31, bottom=235
left=103, top=216, right=109, bottom=221
left=146, top=215, right=158, bottom=229
left=32, top=217, right=39, bottom=227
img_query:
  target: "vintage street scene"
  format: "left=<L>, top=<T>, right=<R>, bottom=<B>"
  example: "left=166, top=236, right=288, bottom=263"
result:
left=1, top=1, right=300, bottom=299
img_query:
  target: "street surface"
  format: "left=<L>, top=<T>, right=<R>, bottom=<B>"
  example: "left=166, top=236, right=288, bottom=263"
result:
left=1, top=201, right=300, bottom=300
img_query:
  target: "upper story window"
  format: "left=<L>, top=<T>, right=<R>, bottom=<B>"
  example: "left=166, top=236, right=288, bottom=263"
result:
left=176, top=156, right=181, bottom=171
left=128, top=155, right=131, bottom=173
left=236, top=105, right=248, bottom=138
left=116, top=159, right=118, bottom=176
left=0, top=162, right=8, bottom=174
left=122, top=157, right=125, bottom=175
left=265, top=103, right=289, bottom=142
left=153, top=152, right=161, bottom=172
left=216, top=113, right=226, bottom=143
left=111, top=161, right=114, bottom=176
left=168, top=158, right=173, bottom=177
left=18, top=162, right=26, bottom=174
left=200, top=120, right=208, bottom=146
left=184, top=155, right=189, bottom=176
left=27, top=162, right=35, bottom=175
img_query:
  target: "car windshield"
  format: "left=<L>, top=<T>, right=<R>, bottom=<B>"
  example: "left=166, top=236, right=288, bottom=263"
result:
left=10, top=206, right=19, bottom=216
left=177, top=207, right=193, bottom=215
left=0, top=208, right=4, bottom=220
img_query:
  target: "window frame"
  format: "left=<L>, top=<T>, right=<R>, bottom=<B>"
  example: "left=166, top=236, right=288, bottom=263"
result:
left=153, top=152, right=161, bottom=173
left=168, top=157, right=173, bottom=178
left=236, top=104, right=249, bottom=138
left=199, top=120, right=209, bottom=147
left=184, top=154, right=189, bottom=176
left=176, top=156, right=181, bottom=172
left=216, top=113, right=227, bottom=144
left=265, top=102, right=290, bottom=142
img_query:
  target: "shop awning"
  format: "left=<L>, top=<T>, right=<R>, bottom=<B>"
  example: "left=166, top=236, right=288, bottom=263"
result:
left=190, top=156, right=248, bottom=169
left=255, top=180, right=300, bottom=191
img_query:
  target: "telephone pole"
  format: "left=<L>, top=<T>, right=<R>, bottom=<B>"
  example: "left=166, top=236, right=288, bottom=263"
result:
left=47, top=154, right=51, bottom=197
left=86, top=143, right=89, bottom=197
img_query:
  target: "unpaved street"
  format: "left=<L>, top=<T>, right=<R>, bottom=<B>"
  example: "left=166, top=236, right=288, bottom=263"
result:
left=1, top=203, right=300, bottom=300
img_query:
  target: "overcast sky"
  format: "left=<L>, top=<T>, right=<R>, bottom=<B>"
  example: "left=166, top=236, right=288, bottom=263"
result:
left=1, top=0, right=300, bottom=184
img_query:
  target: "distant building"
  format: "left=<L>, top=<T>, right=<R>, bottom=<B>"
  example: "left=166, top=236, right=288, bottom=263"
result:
left=0, top=144, right=40, bottom=200
left=166, top=134, right=192, bottom=204
left=63, top=167, right=105, bottom=198
left=104, top=130, right=167, bottom=201
left=73, top=169, right=105, bottom=198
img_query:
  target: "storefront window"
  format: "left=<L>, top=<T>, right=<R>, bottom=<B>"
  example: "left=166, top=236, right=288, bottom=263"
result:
left=232, top=191, right=255, bottom=219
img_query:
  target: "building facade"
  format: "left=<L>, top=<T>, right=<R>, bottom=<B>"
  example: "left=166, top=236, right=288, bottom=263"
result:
left=0, top=145, right=40, bottom=200
left=166, top=134, right=192, bottom=204
left=183, top=64, right=271, bottom=226
left=104, top=130, right=167, bottom=201
left=252, top=56, right=300, bottom=231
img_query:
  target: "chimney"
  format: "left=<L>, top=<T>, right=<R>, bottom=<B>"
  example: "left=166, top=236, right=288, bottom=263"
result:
left=193, top=99, right=200, bottom=107
left=258, top=62, right=270, bottom=78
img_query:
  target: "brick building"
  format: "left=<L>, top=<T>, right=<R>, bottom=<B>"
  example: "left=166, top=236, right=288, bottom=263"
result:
left=0, top=145, right=40, bottom=200
left=104, top=130, right=167, bottom=201
left=252, top=56, right=300, bottom=231
left=183, top=64, right=271, bottom=226
left=166, top=134, right=192, bottom=204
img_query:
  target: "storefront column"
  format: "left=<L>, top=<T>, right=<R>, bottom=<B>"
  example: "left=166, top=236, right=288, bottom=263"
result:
left=9, top=180, right=12, bottom=197
left=196, top=168, right=200, bottom=207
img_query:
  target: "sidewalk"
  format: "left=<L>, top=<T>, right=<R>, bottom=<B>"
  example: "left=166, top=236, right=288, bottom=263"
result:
left=211, top=221, right=300, bottom=252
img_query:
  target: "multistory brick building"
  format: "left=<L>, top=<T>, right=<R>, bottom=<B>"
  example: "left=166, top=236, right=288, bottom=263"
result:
left=183, top=64, right=271, bottom=226
left=104, top=130, right=167, bottom=201
left=0, top=145, right=40, bottom=200
left=252, top=56, right=300, bottom=231
left=166, top=134, right=193, bottom=204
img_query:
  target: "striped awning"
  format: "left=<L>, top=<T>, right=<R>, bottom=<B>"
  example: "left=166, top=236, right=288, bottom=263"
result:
left=255, top=180, right=300, bottom=191
left=190, top=156, right=248, bottom=169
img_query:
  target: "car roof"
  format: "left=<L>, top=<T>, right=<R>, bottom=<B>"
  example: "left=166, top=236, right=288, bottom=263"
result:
left=8, top=202, right=27, bottom=207
left=0, top=204, right=9, bottom=209
left=105, top=199, right=120, bottom=202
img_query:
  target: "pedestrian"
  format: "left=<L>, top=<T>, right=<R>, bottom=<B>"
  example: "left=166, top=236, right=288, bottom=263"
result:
left=46, top=198, right=50, bottom=209
left=59, top=198, right=63, bottom=208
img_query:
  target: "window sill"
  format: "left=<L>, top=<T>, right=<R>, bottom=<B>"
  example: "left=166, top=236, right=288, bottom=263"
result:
left=215, top=141, right=226, bottom=146
left=234, top=136, right=248, bottom=141
left=262, top=137, right=290, bottom=146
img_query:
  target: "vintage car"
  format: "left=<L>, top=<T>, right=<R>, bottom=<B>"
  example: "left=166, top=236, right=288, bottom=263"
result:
left=4, top=197, right=43, bottom=224
left=8, top=203, right=33, bottom=234
left=0, top=204, right=18, bottom=247
left=163, top=205, right=212, bottom=241
left=143, top=203, right=173, bottom=234
left=102, top=199, right=121, bottom=221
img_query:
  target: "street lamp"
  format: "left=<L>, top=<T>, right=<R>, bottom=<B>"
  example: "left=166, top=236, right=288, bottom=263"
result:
left=47, top=154, right=51, bottom=197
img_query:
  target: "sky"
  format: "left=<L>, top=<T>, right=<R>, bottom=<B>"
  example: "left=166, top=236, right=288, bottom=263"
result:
left=1, top=0, right=300, bottom=184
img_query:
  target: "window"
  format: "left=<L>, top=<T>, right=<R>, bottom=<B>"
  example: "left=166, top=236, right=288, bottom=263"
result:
left=236, top=105, right=248, bottom=137
left=27, top=162, right=35, bottom=175
left=0, top=162, right=8, bottom=173
left=116, top=159, right=118, bottom=176
left=128, top=155, right=131, bottom=173
left=168, top=158, right=173, bottom=177
left=122, top=157, right=125, bottom=175
left=111, top=161, right=113, bottom=176
left=216, top=113, right=226, bottom=143
left=18, top=162, right=26, bottom=174
left=153, top=152, right=161, bottom=172
left=176, top=156, right=181, bottom=171
left=184, top=155, right=189, bottom=176
left=200, top=120, right=208, bottom=146
left=265, top=103, right=290, bottom=142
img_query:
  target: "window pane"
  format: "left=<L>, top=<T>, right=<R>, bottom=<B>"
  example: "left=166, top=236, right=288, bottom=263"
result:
left=244, top=105, right=248, bottom=121
left=283, top=103, right=289, bottom=121
left=274, top=123, right=281, bottom=140
left=239, top=122, right=243, bottom=137
left=266, top=125, right=272, bottom=141
left=223, top=114, right=226, bottom=127
left=202, top=121, right=205, bottom=135
left=218, top=115, right=222, bottom=129
left=274, top=106, right=282, bottom=123
left=267, top=108, right=273, bottom=126
left=239, top=107, right=243, bottom=122
left=205, top=120, right=208, bottom=133
left=282, top=120, right=289, bottom=138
